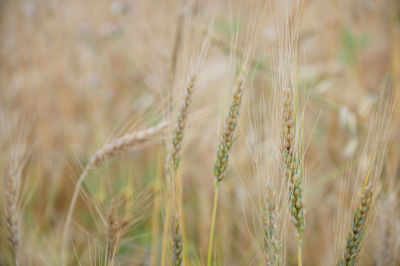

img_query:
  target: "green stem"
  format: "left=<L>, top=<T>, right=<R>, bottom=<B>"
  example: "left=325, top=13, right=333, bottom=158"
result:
left=297, top=240, right=302, bottom=266
left=207, top=183, right=220, bottom=266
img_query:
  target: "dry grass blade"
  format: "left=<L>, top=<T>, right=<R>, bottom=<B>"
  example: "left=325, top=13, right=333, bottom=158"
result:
left=61, top=121, right=167, bottom=265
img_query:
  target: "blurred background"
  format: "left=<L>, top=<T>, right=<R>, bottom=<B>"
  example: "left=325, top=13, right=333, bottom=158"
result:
left=0, top=0, right=399, bottom=265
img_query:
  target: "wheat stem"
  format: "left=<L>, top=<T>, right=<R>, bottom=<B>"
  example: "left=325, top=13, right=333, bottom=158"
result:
left=297, top=240, right=302, bottom=266
left=161, top=200, right=171, bottom=266
left=150, top=151, right=163, bottom=266
left=207, top=183, right=220, bottom=266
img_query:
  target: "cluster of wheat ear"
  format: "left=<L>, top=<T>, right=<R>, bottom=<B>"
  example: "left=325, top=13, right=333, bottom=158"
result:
left=1, top=1, right=398, bottom=265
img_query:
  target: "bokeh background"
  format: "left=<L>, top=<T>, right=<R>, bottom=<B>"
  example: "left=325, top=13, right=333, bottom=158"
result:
left=0, top=0, right=399, bottom=265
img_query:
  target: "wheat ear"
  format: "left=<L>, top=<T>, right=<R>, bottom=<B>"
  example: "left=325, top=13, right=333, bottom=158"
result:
left=281, top=87, right=305, bottom=265
left=4, top=133, right=29, bottom=266
left=61, top=121, right=167, bottom=264
left=169, top=75, right=197, bottom=170
left=170, top=75, right=197, bottom=266
left=338, top=184, right=373, bottom=266
left=171, top=215, right=183, bottom=266
left=104, top=196, right=132, bottom=266
left=105, top=204, right=120, bottom=265
left=162, top=74, right=197, bottom=266
left=5, top=165, right=21, bottom=266
left=263, top=184, right=283, bottom=266
left=207, top=71, right=245, bottom=266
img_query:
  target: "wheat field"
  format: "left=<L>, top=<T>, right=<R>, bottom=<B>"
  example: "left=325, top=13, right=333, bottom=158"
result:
left=0, top=0, right=399, bottom=265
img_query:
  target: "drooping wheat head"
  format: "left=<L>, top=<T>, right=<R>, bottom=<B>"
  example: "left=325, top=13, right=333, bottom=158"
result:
left=88, top=122, right=168, bottom=171
left=62, top=121, right=167, bottom=264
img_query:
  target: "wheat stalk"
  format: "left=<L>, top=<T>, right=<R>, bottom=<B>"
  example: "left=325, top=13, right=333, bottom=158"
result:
left=150, top=150, right=164, bottom=266
left=61, top=121, right=167, bottom=265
